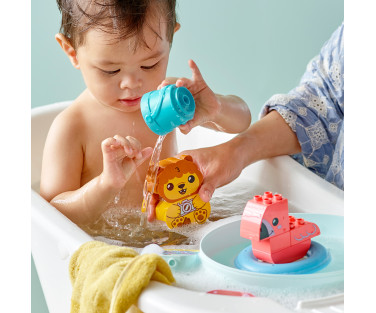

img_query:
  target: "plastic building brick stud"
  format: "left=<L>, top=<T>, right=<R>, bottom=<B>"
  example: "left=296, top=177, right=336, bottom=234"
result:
left=240, top=192, right=320, bottom=263
left=144, top=155, right=211, bottom=229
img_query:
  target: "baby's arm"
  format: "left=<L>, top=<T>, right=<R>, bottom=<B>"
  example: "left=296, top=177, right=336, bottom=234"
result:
left=159, top=60, right=251, bottom=134
left=40, top=114, right=152, bottom=225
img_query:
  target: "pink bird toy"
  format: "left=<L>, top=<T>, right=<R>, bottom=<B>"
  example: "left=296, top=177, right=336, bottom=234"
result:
left=240, top=192, right=320, bottom=264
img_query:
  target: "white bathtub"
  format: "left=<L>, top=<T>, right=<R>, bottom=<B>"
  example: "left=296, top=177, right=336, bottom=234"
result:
left=31, top=102, right=344, bottom=313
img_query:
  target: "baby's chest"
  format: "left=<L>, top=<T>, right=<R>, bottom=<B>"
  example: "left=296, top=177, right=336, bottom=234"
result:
left=81, top=125, right=177, bottom=180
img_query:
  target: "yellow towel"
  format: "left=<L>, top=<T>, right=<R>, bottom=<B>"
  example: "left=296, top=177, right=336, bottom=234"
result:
left=69, top=241, right=175, bottom=313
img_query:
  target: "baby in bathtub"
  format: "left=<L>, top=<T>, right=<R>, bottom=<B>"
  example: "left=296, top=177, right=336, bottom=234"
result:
left=40, top=0, right=251, bottom=227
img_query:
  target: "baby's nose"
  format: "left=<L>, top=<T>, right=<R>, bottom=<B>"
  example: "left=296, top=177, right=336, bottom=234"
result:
left=120, top=73, right=141, bottom=90
left=178, top=183, right=185, bottom=189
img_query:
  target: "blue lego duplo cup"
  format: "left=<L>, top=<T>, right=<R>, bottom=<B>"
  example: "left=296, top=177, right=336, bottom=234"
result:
left=141, top=85, right=195, bottom=136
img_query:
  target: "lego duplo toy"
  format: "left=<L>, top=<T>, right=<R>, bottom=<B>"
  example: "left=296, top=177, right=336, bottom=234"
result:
left=240, top=192, right=320, bottom=264
left=144, top=155, right=211, bottom=229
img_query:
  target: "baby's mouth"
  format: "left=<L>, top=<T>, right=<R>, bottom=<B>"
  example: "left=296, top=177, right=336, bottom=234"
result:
left=179, top=189, right=187, bottom=195
left=119, top=97, right=141, bottom=107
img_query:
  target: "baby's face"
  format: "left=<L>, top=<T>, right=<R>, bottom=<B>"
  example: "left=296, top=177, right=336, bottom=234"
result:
left=75, top=15, right=171, bottom=113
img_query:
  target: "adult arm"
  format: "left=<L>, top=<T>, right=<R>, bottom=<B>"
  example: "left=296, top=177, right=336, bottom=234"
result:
left=183, top=110, right=301, bottom=202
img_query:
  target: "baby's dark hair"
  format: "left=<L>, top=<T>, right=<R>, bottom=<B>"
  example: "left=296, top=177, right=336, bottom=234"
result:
left=56, top=0, right=177, bottom=49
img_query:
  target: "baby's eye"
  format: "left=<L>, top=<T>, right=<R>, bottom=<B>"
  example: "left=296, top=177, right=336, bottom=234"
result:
left=100, top=69, right=120, bottom=75
left=188, top=175, right=195, bottom=183
left=167, top=183, right=174, bottom=191
left=141, top=61, right=159, bottom=70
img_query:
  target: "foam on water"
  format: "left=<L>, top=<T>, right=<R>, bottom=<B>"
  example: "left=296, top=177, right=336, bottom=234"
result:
left=85, top=175, right=260, bottom=247
left=172, top=263, right=343, bottom=310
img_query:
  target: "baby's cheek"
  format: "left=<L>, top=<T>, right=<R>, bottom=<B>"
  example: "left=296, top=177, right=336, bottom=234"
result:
left=102, top=87, right=120, bottom=103
left=145, top=66, right=169, bottom=90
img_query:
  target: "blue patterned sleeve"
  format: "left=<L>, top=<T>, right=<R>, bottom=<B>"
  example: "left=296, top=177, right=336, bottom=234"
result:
left=260, top=24, right=344, bottom=189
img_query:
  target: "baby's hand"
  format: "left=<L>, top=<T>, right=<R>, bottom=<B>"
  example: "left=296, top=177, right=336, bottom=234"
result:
left=101, top=135, right=153, bottom=190
left=158, top=59, right=220, bottom=134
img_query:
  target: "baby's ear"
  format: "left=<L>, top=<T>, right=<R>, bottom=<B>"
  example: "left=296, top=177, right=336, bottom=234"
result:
left=174, top=22, right=181, bottom=33
left=55, top=33, right=80, bottom=69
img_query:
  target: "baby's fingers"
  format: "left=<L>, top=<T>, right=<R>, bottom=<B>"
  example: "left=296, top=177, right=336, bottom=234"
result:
left=101, top=137, right=121, bottom=152
left=178, top=120, right=194, bottom=135
left=176, top=60, right=206, bottom=95
left=101, top=136, right=130, bottom=163
left=175, top=77, right=194, bottom=90
left=157, top=77, right=178, bottom=90
left=188, top=59, right=204, bottom=82
left=178, top=112, right=207, bottom=134
left=134, top=147, right=153, bottom=167
left=101, top=136, right=128, bottom=157
left=125, top=135, right=143, bottom=159
left=112, top=134, right=134, bottom=157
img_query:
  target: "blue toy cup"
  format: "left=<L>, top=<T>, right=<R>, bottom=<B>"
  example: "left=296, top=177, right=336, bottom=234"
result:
left=141, top=85, right=195, bottom=136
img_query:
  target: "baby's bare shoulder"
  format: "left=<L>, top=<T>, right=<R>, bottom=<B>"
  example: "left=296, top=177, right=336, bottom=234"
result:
left=48, top=99, right=87, bottom=142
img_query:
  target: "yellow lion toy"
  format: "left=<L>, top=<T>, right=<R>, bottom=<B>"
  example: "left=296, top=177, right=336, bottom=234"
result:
left=143, top=155, right=211, bottom=229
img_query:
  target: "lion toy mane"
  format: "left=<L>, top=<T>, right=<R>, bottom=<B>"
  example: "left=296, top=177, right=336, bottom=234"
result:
left=145, top=155, right=211, bottom=229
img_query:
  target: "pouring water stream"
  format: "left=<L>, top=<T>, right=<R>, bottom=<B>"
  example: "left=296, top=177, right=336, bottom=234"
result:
left=140, top=134, right=166, bottom=227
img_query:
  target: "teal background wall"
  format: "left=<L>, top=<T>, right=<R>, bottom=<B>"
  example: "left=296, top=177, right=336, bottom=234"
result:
left=31, top=0, right=343, bottom=312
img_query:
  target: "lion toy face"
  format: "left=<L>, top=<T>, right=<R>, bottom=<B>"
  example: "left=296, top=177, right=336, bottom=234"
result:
left=155, top=155, right=203, bottom=203
left=146, top=155, right=211, bottom=229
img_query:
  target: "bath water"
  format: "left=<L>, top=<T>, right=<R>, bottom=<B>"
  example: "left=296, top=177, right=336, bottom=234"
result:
left=84, top=175, right=261, bottom=248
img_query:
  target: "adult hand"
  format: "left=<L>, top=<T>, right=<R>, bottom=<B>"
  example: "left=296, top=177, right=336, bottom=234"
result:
left=179, top=142, right=245, bottom=203
left=145, top=141, right=245, bottom=221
